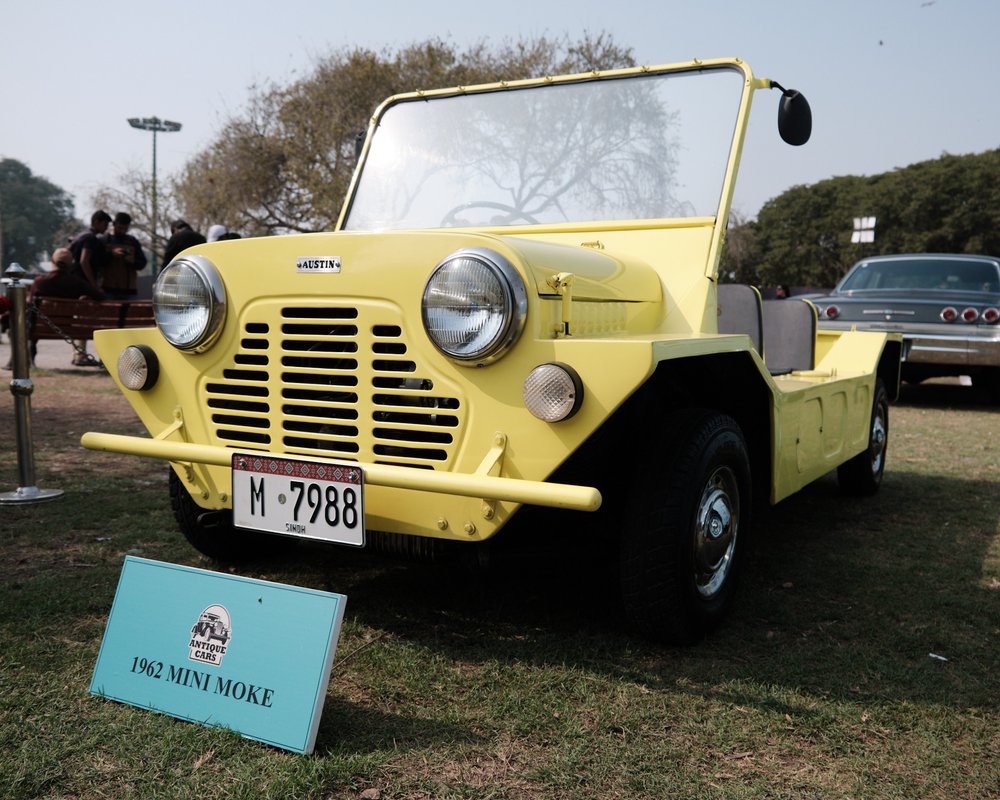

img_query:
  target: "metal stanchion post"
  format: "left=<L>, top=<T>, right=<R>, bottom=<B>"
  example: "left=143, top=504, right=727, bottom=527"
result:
left=1, top=263, right=64, bottom=504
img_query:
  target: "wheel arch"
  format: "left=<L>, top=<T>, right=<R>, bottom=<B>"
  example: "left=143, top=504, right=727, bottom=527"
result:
left=551, top=350, right=775, bottom=511
left=877, top=338, right=903, bottom=402
left=643, top=352, right=774, bottom=507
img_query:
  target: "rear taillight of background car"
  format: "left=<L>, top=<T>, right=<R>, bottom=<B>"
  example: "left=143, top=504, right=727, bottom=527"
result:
left=940, top=306, right=958, bottom=322
left=823, top=305, right=840, bottom=320
left=961, top=307, right=979, bottom=323
left=983, top=307, right=1000, bottom=324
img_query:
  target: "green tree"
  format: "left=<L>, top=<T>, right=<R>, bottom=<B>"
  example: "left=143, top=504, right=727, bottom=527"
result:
left=172, top=33, right=635, bottom=235
left=719, top=211, right=761, bottom=284
left=745, top=148, right=1000, bottom=288
left=0, top=158, right=77, bottom=270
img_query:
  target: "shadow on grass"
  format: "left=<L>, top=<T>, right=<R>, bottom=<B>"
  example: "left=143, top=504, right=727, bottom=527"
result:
left=897, top=378, right=999, bottom=411
left=276, top=462, right=999, bottom=716
left=316, top=699, right=480, bottom=757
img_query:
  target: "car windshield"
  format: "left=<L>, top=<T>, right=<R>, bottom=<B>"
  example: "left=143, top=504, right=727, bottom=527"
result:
left=840, top=258, right=1000, bottom=293
left=342, top=66, right=744, bottom=231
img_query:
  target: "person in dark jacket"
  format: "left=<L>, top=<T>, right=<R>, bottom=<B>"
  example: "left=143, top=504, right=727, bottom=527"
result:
left=32, top=248, right=106, bottom=302
left=102, top=212, right=147, bottom=299
left=69, top=210, right=112, bottom=289
left=31, top=247, right=106, bottom=366
left=162, top=219, right=206, bottom=265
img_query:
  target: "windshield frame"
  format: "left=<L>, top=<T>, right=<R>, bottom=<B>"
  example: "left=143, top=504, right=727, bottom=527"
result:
left=337, top=58, right=757, bottom=235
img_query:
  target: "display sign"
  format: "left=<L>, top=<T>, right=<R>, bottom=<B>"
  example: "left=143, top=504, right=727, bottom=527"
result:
left=90, top=556, right=346, bottom=754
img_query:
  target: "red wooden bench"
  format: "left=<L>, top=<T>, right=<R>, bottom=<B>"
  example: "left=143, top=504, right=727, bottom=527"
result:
left=30, top=297, right=154, bottom=342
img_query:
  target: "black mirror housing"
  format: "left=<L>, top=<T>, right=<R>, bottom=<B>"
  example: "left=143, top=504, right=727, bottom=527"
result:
left=776, top=88, right=812, bottom=146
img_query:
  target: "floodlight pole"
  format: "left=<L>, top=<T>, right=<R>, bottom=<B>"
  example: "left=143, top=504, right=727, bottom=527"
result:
left=127, top=116, right=182, bottom=274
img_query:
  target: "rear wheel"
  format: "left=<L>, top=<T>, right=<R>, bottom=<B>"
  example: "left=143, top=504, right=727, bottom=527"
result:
left=837, top=379, right=889, bottom=495
left=169, top=469, right=297, bottom=562
left=620, top=410, right=751, bottom=645
left=975, top=368, right=1000, bottom=404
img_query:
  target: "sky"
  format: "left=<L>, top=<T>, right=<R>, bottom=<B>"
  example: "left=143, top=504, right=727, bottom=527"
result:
left=2, top=0, right=998, bottom=229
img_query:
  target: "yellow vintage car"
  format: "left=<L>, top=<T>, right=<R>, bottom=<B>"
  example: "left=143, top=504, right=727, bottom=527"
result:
left=84, top=57, right=901, bottom=643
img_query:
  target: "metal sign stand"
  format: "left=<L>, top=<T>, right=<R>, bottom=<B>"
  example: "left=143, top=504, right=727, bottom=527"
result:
left=1, top=263, right=63, bottom=505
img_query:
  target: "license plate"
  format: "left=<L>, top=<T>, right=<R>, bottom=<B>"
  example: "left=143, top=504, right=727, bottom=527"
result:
left=232, top=454, right=365, bottom=547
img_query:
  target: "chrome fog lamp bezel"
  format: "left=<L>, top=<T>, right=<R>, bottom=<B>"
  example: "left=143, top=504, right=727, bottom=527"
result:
left=153, top=255, right=227, bottom=352
left=116, top=344, right=159, bottom=391
left=523, top=362, right=584, bottom=422
left=421, top=247, right=528, bottom=366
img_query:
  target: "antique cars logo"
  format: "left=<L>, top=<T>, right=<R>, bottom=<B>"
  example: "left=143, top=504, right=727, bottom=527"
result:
left=189, top=605, right=231, bottom=667
left=296, top=256, right=341, bottom=273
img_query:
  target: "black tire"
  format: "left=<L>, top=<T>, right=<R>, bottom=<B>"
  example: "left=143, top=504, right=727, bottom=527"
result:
left=169, top=469, right=297, bottom=562
left=837, top=378, right=889, bottom=496
left=620, top=410, right=752, bottom=645
left=976, top=368, right=1000, bottom=404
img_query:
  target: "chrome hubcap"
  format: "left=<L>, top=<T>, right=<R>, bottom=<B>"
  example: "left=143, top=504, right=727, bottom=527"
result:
left=694, top=466, right=740, bottom=599
left=870, top=405, right=887, bottom=475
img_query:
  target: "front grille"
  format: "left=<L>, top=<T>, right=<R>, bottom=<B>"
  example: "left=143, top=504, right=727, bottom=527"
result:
left=203, top=305, right=463, bottom=469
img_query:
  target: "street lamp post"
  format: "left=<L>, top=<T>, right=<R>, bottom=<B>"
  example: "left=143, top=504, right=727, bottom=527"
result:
left=127, top=116, right=181, bottom=273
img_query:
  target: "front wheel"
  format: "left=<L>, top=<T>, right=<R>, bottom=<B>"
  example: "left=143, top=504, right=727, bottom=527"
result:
left=169, top=470, right=297, bottom=562
left=837, top=378, right=889, bottom=496
left=620, top=410, right=752, bottom=645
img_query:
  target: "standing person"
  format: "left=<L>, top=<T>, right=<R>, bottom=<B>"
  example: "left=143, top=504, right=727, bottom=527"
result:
left=29, top=247, right=106, bottom=367
left=67, top=209, right=110, bottom=361
left=102, top=212, right=147, bottom=299
left=69, top=210, right=112, bottom=289
left=207, top=224, right=227, bottom=242
left=162, top=219, right=206, bottom=265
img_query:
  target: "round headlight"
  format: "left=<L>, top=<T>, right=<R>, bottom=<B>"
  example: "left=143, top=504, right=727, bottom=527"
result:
left=153, top=255, right=226, bottom=351
left=422, top=248, right=527, bottom=365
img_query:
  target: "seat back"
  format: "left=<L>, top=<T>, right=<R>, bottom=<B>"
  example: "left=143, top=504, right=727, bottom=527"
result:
left=717, top=283, right=763, bottom=356
left=762, top=298, right=817, bottom=375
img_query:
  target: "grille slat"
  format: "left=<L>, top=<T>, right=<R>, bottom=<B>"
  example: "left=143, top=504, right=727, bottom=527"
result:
left=203, top=305, right=463, bottom=467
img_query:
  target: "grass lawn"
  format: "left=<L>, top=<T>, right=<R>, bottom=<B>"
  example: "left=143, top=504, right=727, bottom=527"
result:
left=1, top=367, right=998, bottom=799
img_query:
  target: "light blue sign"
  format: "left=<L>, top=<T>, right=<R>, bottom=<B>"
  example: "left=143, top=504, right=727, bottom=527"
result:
left=90, top=556, right=346, bottom=754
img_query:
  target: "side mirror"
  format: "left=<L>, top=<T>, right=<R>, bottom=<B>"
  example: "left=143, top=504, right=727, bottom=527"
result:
left=773, top=82, right=812, bottom=146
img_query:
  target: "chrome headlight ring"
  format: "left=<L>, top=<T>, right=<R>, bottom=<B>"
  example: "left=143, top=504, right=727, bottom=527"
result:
left=421, top=247, right=528, bottom=366
left=153, top=254, right=227, bottom=352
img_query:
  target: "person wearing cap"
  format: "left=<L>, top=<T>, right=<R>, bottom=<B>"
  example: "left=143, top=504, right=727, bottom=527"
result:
left=207, top=224, right=227, bottom=243
left=69, top=210, right=112, bottom=288
left=102, top=212, right=148, bottom=299
left=162, top=219, right=206, bottom=266
left=29, top=248, right=106, bottom=366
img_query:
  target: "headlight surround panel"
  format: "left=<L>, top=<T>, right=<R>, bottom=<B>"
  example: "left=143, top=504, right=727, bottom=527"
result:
left=153, top=255, right=227, bottom=352
left=421, top=248, right=528, bottom=365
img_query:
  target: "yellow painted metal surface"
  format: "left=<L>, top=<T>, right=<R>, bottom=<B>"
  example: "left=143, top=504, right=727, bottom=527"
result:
left=84, top=57, right=900, bottom=542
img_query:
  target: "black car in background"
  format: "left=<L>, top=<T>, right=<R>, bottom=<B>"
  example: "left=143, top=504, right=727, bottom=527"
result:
left=812, top=254, right=1000, bottom=400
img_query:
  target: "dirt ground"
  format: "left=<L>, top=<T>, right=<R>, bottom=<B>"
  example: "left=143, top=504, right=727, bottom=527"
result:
left=1, top=337, right=144, bottom=485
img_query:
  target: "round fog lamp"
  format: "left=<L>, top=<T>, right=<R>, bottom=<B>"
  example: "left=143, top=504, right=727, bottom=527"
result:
left=117, top=345, right=159, bottom=391
left=523, top=363, right=583, bottom=422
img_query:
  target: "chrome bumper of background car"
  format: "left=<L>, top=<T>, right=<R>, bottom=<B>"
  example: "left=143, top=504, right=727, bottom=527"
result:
left=903, top=333, right=1000, bottom=366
